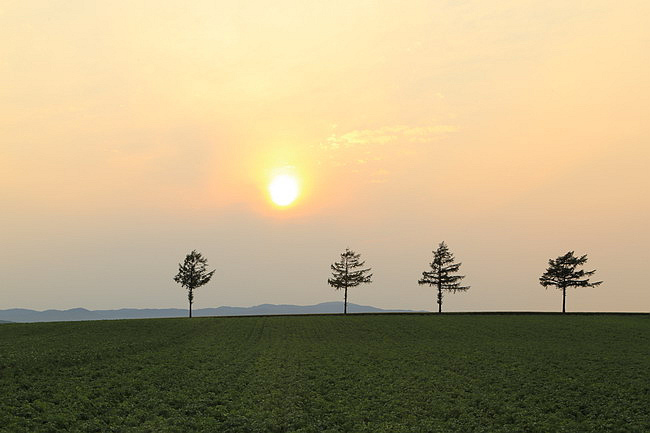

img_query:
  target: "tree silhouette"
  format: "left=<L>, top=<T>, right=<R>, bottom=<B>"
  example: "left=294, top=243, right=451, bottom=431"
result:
left=539, top=251, right=602, bottom=313
left=328, top=248, right=373, bottom=314
left=418, top=242, right=469, bottom=313
left=173, top=250, right=215, bottom=318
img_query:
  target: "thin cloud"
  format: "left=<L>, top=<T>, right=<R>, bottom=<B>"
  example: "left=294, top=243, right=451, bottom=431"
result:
left=322, top=124, right=457, bottom=150
left=315, top=124, right=457, bottom=184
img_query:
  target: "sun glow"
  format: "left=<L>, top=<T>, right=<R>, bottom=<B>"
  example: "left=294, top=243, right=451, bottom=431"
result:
left=269, top=174, right=300, bottom=206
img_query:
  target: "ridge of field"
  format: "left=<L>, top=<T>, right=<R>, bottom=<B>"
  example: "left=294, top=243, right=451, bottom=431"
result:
left=1, top=314, right=648, bottom=432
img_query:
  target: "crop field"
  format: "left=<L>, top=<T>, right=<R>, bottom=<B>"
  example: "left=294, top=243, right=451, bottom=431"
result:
left=0, top=314, right=648, bottom=432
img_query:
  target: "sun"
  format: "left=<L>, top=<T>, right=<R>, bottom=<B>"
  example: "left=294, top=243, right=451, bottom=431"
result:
left=269, top=174, right=300, bottom=206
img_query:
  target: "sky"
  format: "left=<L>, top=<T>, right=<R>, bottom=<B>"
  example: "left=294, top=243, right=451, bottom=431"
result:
left=1, top=0, right=649, bottom=312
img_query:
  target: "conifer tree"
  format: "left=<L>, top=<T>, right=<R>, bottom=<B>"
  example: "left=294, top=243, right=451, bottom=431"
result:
left=173, top=250, right=215, bottom=318
left=418, top=242, right=469, bottom=313
left=328, top=248, right=373, bottom=314
left=539, top=251, right=602, bottom=313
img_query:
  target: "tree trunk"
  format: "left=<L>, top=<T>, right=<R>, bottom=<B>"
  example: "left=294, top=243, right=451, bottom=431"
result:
left=188, top=289, right=193, bottom=318
left=344, top=260, right=348, bottom=315
left=562, top=286, right=566, bottom=313
left=437, top=286, right=442, bottom=313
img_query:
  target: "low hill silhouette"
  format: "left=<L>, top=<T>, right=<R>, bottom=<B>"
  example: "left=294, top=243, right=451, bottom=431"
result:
left=0, top=302, right=416, bottom=323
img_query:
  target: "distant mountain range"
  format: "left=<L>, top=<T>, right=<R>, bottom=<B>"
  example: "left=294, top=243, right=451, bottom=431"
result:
left=0, top=302, right=416, bottom=323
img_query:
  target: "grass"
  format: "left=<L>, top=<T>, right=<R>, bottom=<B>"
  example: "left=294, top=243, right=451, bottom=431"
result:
left=0, top=314, right=648, bottom=432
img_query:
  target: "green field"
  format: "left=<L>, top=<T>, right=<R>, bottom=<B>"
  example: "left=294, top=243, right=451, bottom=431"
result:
left=1, top=314, right=648, bottom=432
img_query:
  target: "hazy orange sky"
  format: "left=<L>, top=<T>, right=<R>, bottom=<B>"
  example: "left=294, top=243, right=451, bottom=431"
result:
left=2, top=1, right=648, bottom=311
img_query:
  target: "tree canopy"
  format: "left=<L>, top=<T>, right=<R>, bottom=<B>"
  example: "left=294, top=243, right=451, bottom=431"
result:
left=540, top=251, right=602, bottom=313
left=328, top=248, right=372, bottom=314
left=173, top=250, right=215, bottom=318
left=418, top=242, right=469, bottom=313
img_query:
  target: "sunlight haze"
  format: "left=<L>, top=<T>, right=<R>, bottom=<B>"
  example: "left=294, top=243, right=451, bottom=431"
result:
left=1, top=1, right=648, bottom=312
